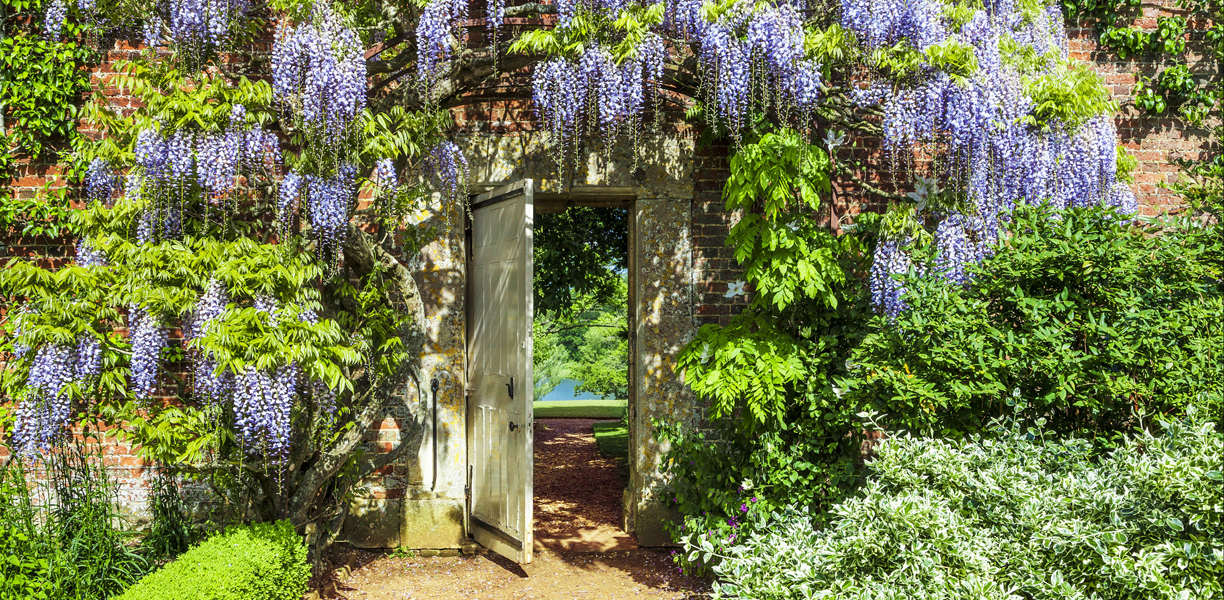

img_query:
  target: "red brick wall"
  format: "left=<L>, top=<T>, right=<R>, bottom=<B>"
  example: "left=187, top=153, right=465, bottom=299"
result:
left=2, top=0, right=1215, bottom=513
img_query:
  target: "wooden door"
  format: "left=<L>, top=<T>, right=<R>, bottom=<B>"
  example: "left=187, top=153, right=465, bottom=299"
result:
left=467, top=180, right=534, bottom=564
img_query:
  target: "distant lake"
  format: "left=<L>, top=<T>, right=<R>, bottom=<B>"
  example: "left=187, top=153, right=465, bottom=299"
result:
left=539, top=378, right=606, bottom=401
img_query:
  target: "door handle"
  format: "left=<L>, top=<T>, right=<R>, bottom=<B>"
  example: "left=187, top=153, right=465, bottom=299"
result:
left=506, top=377, right=514, bottom=399
left=509, top=421, right=519, bottom=432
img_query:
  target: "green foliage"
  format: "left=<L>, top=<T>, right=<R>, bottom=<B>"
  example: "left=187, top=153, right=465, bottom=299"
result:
left=139, top=469, right=196, bottom=561
left=42, top=439, right=149, bottom=599
left=534, top=207, right=627, bottom=318
left=1135, top=63, right=1201, bottom=118
left=680, top=128, right=852, bottom=423
left=0, top=424, right=149, bottom=600
left=802, top=23, right=853, bottom=65
left=691, top=405, right=1224, bottom=600
left=0, top=186, right=80, bottom=239
left=868, top=42, right=926, bottom=79
left=0, top=446, right=53, bottom=600
left=0, top=4, right=95, bottom=161
left=722, top=129, right=839, bottom=312
left=922, top=39, right=978, bottom=83
left=1021, top=61, right=1116, bottom=131
left=1075, top=0, right=1221, bottom=221
left=1172, top=151, right=1224, bottom=222
left=116, top=521, right=310, bottom=600
left=1115, top=144, right=1138, bottom=183
left=509, top=2, right=663, bottom=63
left=867, top=38, right=977, bottom=83
left=939, top=0, right=983, bottom=30
left=1098, top=25, right=1150, bottom=59
left=848, top=205, right=1224, bottom=441
left=662, top=125, right=878, bottom=571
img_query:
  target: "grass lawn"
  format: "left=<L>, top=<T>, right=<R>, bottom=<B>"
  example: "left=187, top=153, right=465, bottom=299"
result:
left=592, top=420, right=629, bottom=484
left=533, top=399, right=626, bottom=419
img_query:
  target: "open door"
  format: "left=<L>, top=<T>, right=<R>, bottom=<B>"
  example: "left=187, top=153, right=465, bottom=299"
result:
left=466, top=180, right=534, bottom=564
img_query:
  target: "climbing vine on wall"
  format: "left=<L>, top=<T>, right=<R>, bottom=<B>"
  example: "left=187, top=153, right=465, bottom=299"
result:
left=1064, top=0, right=1223, bottom=217
left=0, top=0, right=95, bottom=163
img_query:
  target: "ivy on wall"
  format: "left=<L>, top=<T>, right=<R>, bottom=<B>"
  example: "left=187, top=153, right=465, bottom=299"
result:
left=0, top=0, right=93, bottom=240
left=1063, top=0, right=1223, bottom=217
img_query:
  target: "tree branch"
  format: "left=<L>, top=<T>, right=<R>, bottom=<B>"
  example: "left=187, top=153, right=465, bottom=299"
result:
left=502, top=2, right=557, bottom=16
left=842, top=169, right=906, bottom=201
left=288, top=223, right=431, bottom=526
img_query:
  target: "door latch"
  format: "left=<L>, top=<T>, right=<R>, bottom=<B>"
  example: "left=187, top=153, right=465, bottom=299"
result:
left=506, top=376, right=514, bottom=399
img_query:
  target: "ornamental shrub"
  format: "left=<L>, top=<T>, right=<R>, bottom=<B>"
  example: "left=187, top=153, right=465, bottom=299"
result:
left=849, top=205, right=1224, bottom=443
left=116, top=521, right=310, bottom=600
left=663, top=204, right=1223, bottom=571
left=692, top=404, right=1224, bottom=600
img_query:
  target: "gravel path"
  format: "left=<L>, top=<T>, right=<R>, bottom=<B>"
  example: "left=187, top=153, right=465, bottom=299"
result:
left=324, top=418, right=709, bottom=599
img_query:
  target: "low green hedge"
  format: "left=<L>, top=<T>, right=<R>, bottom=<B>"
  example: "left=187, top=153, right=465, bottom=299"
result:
left=117, top=521, right=309, bottom=600
left=534, top=399, right=626, bottom=419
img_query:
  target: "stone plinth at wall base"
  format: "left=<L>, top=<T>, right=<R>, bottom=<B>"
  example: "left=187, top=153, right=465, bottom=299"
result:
left=634, top=499, right=680, bottom=548
left=399, top=498, right=466, bottom=549
left=622, top=488, right=635, bottom=534
left=346, top=498, right=403, bottom=549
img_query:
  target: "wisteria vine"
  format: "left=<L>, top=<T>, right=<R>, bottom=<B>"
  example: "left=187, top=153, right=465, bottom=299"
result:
left=271, top=3, right=366, bottom=142
left=837, top=0, right=1137, bottom=315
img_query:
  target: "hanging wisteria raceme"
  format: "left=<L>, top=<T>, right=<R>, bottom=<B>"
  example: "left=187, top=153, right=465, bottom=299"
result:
left=373, top=158, right=397, bottom=189
left=553, top=0, right=636, bottom=27
left=12, top=333, right=104, bottom=456
left=424, top=142, right=468, bottom=201
left=869, top=238, right=915, bottom=319
left=487, top=0, right=505, bottom=41
left=85, top=157, right=117, bottom=203
left=233, top=103, right=282, bottom=176
left=933, top=214, right=972, bottom=285
left=197, top=130, right=241, bottom=199
left=226, top=295, right=298, bottom=461
left=136, top=204, right=184, bottom=243
left=1108, top=181, right=1139, bottom=215
left=531, top=0, right=821, bottom=161
left=165, top=0, right=252, bottom=50
left=278, top=170, right=304, bottom=224
left=840, top=0, right=946, bottom=51
left=689, top=2, right=821, bottom=133
left=232, top=366, right=295, bottom=461
left=187, top=279, right=232, bottom=405
left=143, top=16, right=164, bottom=47
left=272, top=4, right=366, bottom=139
left=75, top=238, right=107, bottom=267
left=295, top=308, right=338, bottom=429
left=306, top=166, right=356, bottom=258
left=134, top=114, right=280, bottom=215
left=280, top=166, right=356, bottom=259
left=531, top=37, right=670, bottom=165
left=129, top=305, right=167, bottom=401
left=415, top=0, right=467, bottom=93
left=44, top=0, right=67, bottom=41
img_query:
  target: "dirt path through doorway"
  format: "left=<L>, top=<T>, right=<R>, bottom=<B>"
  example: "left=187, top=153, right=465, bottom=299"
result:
left=328, top=418, right=709, bottom=599
left=534, top=418, right=633, bottom=553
